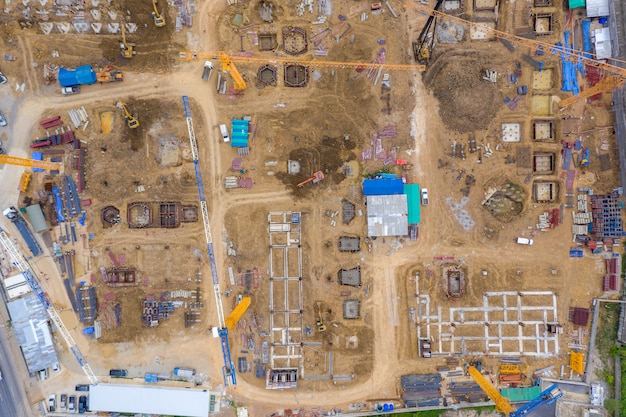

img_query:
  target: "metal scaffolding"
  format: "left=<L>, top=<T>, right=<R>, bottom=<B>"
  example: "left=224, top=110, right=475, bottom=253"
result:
left=268, top=212, right=303, bottom=385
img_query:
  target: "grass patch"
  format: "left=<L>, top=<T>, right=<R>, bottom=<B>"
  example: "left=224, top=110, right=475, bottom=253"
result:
left=595, top=303, right=621, bottom=397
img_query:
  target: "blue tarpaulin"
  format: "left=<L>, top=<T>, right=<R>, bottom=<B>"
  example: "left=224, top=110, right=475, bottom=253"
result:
left=582, top=20, right=592, bottom=53
left=58, top=65, right=97, bottom=87
left=363, top=178, right=404, bottom=196
left=52, top=185, right=65, bottom=223
left=31, top=152, right=44, bottom=173
left=230, top=119, right=249, bottom=147
left=559, top=32, right=581, bottom=94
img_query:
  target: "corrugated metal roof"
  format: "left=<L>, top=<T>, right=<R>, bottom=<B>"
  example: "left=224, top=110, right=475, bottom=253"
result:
left=231, top=119, right=249, bottom=148
left=3, top=273, right=32, bottom=299
left=90, top=384, right=212, bottom=417
left=363, top=178, right=404, bottom=196
left=7, top=294, right=58, bottom=374
left=594, top=27, right=612, bottom=59
left=366, top=194, right=408, bottom=236
left=404, top=184, right=421, bottom=224
left=25, top=204, right=48, bottom=233
left=586, top=0, right=609, bottom=17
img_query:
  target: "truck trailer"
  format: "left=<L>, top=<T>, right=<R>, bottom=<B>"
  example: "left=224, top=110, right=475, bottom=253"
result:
left=3, top=207, right=43, bottom=256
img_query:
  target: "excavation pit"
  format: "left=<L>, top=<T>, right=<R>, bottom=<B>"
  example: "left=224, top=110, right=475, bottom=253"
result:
left=257, top=65, right=277, bottom=86
left=284, top=64, right=308, bottom=87
left=259, top=34, right=277, bottom=51
left=101, top=206, right=121, bottom=227
left=282, top=26, right=307, bottom=55
left=533, top=120, right=554, bottom=141
left=533, top=181, right=559, bottom=202
left=533, top=152, right=555, bottom=174
left=534, top=14, right=554, bottom=35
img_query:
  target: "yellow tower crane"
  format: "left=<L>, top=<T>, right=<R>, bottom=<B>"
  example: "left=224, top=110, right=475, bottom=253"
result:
left=558, top=75, right=624, bottom=109
left=179, top=51, right=426, bottom=73
left=467, top=365, right=515, bottom=416
left=152, top=0, right=166, bottom=28
left=0, top=154, right=62, bottom=171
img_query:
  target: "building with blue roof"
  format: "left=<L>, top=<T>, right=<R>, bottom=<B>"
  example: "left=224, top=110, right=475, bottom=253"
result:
left=231, top=119, right=249, bottom=147
left=362, top=178, right=404, bottom=196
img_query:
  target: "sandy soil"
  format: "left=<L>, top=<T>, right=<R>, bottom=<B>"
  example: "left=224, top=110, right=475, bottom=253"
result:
left=0, top=0, right=620, bottom=416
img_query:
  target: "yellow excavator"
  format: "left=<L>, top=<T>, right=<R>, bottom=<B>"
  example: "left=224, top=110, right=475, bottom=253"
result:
left=116, top=101, right=140, bottom=129
left=152, top=0, right=166, bottom=27
left=119, top=24, right=136, bottom=59
left=315, top=302, right=327, bottom=332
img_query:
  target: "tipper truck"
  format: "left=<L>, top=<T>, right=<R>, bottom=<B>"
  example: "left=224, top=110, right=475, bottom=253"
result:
left=202, top=61, right=213, bottom=81
left=3, top=207, right=43, bottom=256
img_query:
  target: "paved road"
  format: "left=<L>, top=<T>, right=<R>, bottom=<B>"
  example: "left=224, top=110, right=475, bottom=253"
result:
left=0, top=323, right=31, bottom=417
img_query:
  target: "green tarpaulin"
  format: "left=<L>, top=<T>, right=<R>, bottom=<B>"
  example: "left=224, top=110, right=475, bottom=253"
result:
left=569, top=0, right=585, bottom=9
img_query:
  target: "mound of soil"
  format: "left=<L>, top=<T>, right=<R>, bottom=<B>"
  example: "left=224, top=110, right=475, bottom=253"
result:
left=424, top=50, right=503, bottom=133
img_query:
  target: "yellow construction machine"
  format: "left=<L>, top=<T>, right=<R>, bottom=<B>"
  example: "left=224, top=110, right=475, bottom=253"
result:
left=219, top=51, right=247, bottom=91
left=119, top=24, right=136, bottom=59
left=152, top=0, right=166, bottom=27
left=316, top=302, right=327, bottom=332
left=116, top=101, right=140, bottom=129
left=0, top=154, right=62, bottom=171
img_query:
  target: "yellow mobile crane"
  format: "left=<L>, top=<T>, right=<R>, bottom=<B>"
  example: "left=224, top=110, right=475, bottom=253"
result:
left=152, top=0, right=166, bottom=27
left=116, top=101, right=140, bottom=129
left=219, top=51, right=247, bottom=91
left=119, top=24, right=136, bottom=59
left=467, top=365, right=515, bottom=415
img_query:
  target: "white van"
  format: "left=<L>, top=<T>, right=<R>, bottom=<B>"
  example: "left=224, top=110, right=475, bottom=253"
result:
left=219, top=124, right=230, bottom=143
left=515, top=237, right=534, bottom=245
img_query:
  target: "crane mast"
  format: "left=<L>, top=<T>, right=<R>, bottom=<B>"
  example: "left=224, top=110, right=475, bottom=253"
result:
left=0, top=227, right=98, bottom=385
left=182, top=96, right=235, bottom=385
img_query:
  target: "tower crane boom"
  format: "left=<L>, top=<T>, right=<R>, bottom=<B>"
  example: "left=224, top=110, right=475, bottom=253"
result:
left=0, top=154, right=62, bottom=171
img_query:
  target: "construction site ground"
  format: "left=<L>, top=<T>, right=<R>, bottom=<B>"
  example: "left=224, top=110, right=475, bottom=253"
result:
left=0, top=0, right=619, bottom=416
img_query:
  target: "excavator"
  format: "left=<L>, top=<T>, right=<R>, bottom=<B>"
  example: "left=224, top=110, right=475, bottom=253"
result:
left=152, top=0, right=166, bottom=28
left=96, top=65, right=123, bottom=83
left=315, top=302, right=326, bottom=332
left=119, top=24, right=136, bottom=59
left=297, top=170, right=324, bottom=188
left=116, top=101, right=140, bottom=129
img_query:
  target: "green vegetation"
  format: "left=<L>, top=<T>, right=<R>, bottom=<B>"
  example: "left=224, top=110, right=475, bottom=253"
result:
left=595, top=302, right=626, bottom=415
left=392, top=405, right=496, bottom=417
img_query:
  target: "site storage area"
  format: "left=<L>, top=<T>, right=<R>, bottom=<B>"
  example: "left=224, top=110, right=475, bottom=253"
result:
left=89, top=384, right=211, bottom=417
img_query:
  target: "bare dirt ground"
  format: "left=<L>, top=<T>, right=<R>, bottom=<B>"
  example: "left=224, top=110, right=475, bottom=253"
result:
left=0, top=0, right=620, bottom=416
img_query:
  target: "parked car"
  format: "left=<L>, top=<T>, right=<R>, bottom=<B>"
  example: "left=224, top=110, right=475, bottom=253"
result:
left=109, top=369, right=128, bottom=377
left=0, top=110, right=7, bottom=127
left=61, top=86, right=80, bottom=95
left=48, top=394, right=56, bottom=412
left=421, top=187, right=429, bottom=205
left=75, top=384, right=90, bottom=391
left=68, top=395, right=76, bottom=412
left=60, top=394, right=67, bottom=410
left=52, top=362, right=60, bottom=372
left=515, top=237, right=534, bottom=246
left=0, top=71, right=6, bottom=85
left=78, top=395, right=87, bottom=414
